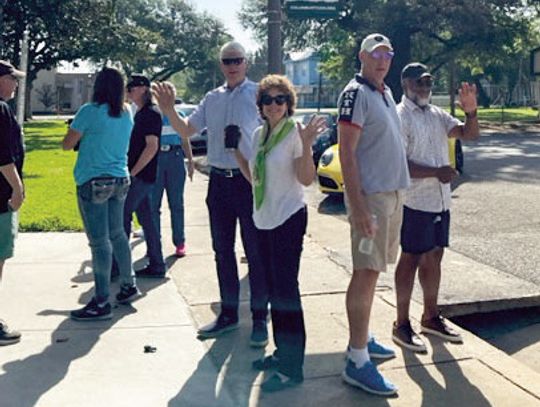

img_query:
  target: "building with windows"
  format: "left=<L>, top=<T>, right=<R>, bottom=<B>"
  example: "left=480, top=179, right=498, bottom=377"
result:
left=284, top=50, right=338, bottom=108
left=30, top=61, right=95, bottom=114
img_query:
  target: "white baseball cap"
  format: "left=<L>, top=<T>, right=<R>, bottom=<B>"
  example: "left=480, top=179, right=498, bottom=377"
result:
left=360, top=33, right=393, bottom=53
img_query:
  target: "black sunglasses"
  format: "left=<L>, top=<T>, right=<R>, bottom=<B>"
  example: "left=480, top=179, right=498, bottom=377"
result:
left=260, top=94, right=289, bottom=106
left=416, top=78, right=434, bottom=88
left=221, top=57, right=244, bottom=66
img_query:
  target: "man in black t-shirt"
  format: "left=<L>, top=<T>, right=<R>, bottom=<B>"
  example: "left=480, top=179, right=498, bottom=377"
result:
left=0, top=60, right=25, bottom=346
left=123, top=74, right=166, bottom=278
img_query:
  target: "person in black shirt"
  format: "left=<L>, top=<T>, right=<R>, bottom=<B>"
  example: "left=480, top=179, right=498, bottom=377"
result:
left=123, top=74, right=166, bottom=278
left=0, top=60, right=25, bottom=345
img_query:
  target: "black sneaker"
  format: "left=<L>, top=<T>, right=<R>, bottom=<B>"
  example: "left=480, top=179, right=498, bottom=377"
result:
left=392, top=320, right=427, bottom=353
left=197, top=314, right=238, bottom=338
left=135, top=266, right=166, bottom=279
left=116, top=285, right=141, bottom=304
left=70, top=298, right=112, bottom=321
left=0, top=320, right=21, bottom=346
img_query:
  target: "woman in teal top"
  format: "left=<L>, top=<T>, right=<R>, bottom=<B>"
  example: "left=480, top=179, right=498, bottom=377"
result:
left=62, top=67, right=139, bottom=321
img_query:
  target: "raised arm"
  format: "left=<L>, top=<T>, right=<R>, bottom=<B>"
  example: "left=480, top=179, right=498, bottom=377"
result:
left=152, top=82, right=198, bottom=140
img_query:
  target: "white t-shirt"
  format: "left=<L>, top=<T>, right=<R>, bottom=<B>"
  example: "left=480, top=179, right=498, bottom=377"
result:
left=249, top=121, right=305, bottom=230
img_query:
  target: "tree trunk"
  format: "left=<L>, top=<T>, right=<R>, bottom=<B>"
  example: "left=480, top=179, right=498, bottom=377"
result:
left=387, top=25, right=411, bottom=102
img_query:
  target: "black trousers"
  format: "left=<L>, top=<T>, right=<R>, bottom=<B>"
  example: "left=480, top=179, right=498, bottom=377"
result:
left=257, top=206, right=307, bottom=380
left=206, top=171, right=269, bottom=321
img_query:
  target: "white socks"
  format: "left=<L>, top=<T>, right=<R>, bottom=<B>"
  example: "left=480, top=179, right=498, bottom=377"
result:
left=348, top=346, right=370, bottom=368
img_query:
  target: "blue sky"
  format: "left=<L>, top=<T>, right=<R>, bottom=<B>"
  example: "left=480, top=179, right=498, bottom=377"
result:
left=189, top=0, right=259, bottom=52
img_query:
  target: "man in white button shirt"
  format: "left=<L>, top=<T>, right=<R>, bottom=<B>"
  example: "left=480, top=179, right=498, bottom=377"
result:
left=392, top=63, right=480, bottom=353
left=152, top=42, right=269, bottom=347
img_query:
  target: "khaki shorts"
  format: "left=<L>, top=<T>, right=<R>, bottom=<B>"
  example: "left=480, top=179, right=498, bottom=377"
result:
left=345, top=191, right=403, bottom=273
left=0, top=210, right=18, bottom=260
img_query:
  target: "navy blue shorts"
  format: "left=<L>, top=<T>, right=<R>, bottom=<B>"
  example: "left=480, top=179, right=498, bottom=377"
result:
left=400, top=206, right=450, bottom=254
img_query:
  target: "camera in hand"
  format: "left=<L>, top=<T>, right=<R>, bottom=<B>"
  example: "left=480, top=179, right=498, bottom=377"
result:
left=224, top=124, right=241, bottom=150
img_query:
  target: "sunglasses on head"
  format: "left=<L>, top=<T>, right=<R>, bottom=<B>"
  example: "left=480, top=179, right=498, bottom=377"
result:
left=221, top=57, right=244, bottom=66
left=370, top=50, right=395, bottom=61
left=260, top=94, right=289, bottom=106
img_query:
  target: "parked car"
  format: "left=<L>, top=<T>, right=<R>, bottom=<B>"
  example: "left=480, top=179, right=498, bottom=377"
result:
left=174, top=104, right=207, bottom=154
left=293, top=111, right=338, bottom=165
left=317, top=139, right=463, bottom=195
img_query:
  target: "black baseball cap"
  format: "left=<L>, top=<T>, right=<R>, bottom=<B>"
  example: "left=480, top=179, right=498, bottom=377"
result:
left=401, top=63, right=433, bottom=81
left=0, top=60, right=25, bottom=78
left=127, top=74, right=150, bottom=88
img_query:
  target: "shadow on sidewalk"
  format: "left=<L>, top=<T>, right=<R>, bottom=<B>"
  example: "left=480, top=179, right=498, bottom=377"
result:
left=0, top=258, right=167, bottom=407
left=168, top=301, right=264, bottom=407
left=402, top=338, right=491, bottom=406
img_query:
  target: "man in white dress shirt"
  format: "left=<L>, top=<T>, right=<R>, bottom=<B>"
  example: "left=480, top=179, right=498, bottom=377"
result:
left=392, top=63, right=479, bottom=352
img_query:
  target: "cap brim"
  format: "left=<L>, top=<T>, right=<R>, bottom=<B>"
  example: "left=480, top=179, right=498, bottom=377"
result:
left=419, top=72, right=433, bottom=78
left=366, top=44, right=393, bottom=53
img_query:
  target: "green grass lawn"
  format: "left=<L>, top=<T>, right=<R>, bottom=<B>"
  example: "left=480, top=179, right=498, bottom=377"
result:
left=20, top=120, right=83, bottom=231
left=451, top=107, right=539, bottom=122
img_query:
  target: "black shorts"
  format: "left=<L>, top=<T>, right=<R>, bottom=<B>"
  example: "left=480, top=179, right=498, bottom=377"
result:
left=400, top=206, right=450, bottom=254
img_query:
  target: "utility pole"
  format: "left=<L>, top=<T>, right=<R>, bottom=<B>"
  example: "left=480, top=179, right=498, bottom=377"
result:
left=0, top=0, right=6, bottom=57
left=16, top=30, right=29, bottom=124
left=268, top=0, right=282, bottom=74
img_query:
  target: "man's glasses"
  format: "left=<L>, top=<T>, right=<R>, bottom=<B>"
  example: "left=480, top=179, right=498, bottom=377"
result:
left=221, top=57, right=245, bottom=66
left=415, top=78, right=434, bottom=88
left=370, top=50, right=394, bottom=61
left=260, top=94, right=289, bottom=106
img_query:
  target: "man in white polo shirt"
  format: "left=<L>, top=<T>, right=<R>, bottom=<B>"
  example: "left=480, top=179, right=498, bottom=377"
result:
left=392, top=63, right=479, bottom=352
left=338, top=33, right=410, bottom=397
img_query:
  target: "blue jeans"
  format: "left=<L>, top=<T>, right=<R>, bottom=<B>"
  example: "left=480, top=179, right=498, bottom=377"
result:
left=77, top=177, right=134, bottom=303
left=206, top=171, right=269, bottom=321
left=151, top=147, right=186, bottom=246
left=124, top=176, right=165, bottom=272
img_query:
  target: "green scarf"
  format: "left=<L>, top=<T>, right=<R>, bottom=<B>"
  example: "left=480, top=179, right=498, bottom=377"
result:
left=253, top=118, right=295, bottom=210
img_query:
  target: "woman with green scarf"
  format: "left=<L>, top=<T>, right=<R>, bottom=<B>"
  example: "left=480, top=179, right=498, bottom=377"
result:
left=234, top=74, right=326, bottom=392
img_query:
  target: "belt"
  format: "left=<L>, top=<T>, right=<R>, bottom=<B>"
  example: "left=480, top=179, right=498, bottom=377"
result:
left=160, top=144, right=183, bottom=152
left=210, top=166, right=242, bottom=178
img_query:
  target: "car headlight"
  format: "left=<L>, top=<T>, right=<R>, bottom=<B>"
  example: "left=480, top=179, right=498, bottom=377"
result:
left=320, top=150, right=334, bottom=166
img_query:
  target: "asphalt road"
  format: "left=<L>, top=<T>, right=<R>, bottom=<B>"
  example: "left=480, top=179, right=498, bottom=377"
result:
left=305, top=131, right=540, bottom=287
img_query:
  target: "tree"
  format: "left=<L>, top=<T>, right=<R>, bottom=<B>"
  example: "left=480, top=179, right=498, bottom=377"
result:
left=240, top=0, right=540, bottom=101
left=35, top=84, right=57, bottom=111
left=1, top=0, right=231, bottom=115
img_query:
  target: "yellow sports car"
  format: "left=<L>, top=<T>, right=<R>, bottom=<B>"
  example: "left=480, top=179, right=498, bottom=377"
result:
left=317, top=139, right=463, bottom=194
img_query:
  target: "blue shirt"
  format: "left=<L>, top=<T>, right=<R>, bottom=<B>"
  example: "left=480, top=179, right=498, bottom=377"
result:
left=188, top=78, right=261, bottom=169
left=161, top=113, right=183, bottom=146
left=71, top=103, right=134, bottom=185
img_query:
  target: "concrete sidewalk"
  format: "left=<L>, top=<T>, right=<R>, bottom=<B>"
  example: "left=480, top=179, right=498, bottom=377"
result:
left=1, top=171, right=539, bottom=406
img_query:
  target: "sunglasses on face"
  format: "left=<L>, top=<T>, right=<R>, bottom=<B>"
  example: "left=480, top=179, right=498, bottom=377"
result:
left=260, top=94, right=289, bottom=106
left=370, top=50, right=395, bottom=61
left=415, top=78, right=434, bottom=88
left=221, top=57, right=244, bottom=66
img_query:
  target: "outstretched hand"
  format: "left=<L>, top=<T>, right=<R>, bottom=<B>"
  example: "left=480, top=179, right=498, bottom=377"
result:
left=151, top=81, right=176, bottom=113
left=456, top=82, right=478, bottom=114
left=297, top=115, right=327, bottom=145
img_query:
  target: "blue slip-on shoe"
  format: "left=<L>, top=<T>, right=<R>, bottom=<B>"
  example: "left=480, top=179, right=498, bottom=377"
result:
left=367, top=337, right=396, bottom=360
left=261, top=372, right=303, bottom=393
left=197, top=314, right=239, bottom=339
left=250, top=319, right=269, bottom=348
left=342, top=360, right=398, bottom=396
left=345, top=338, right=396, bottom=361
